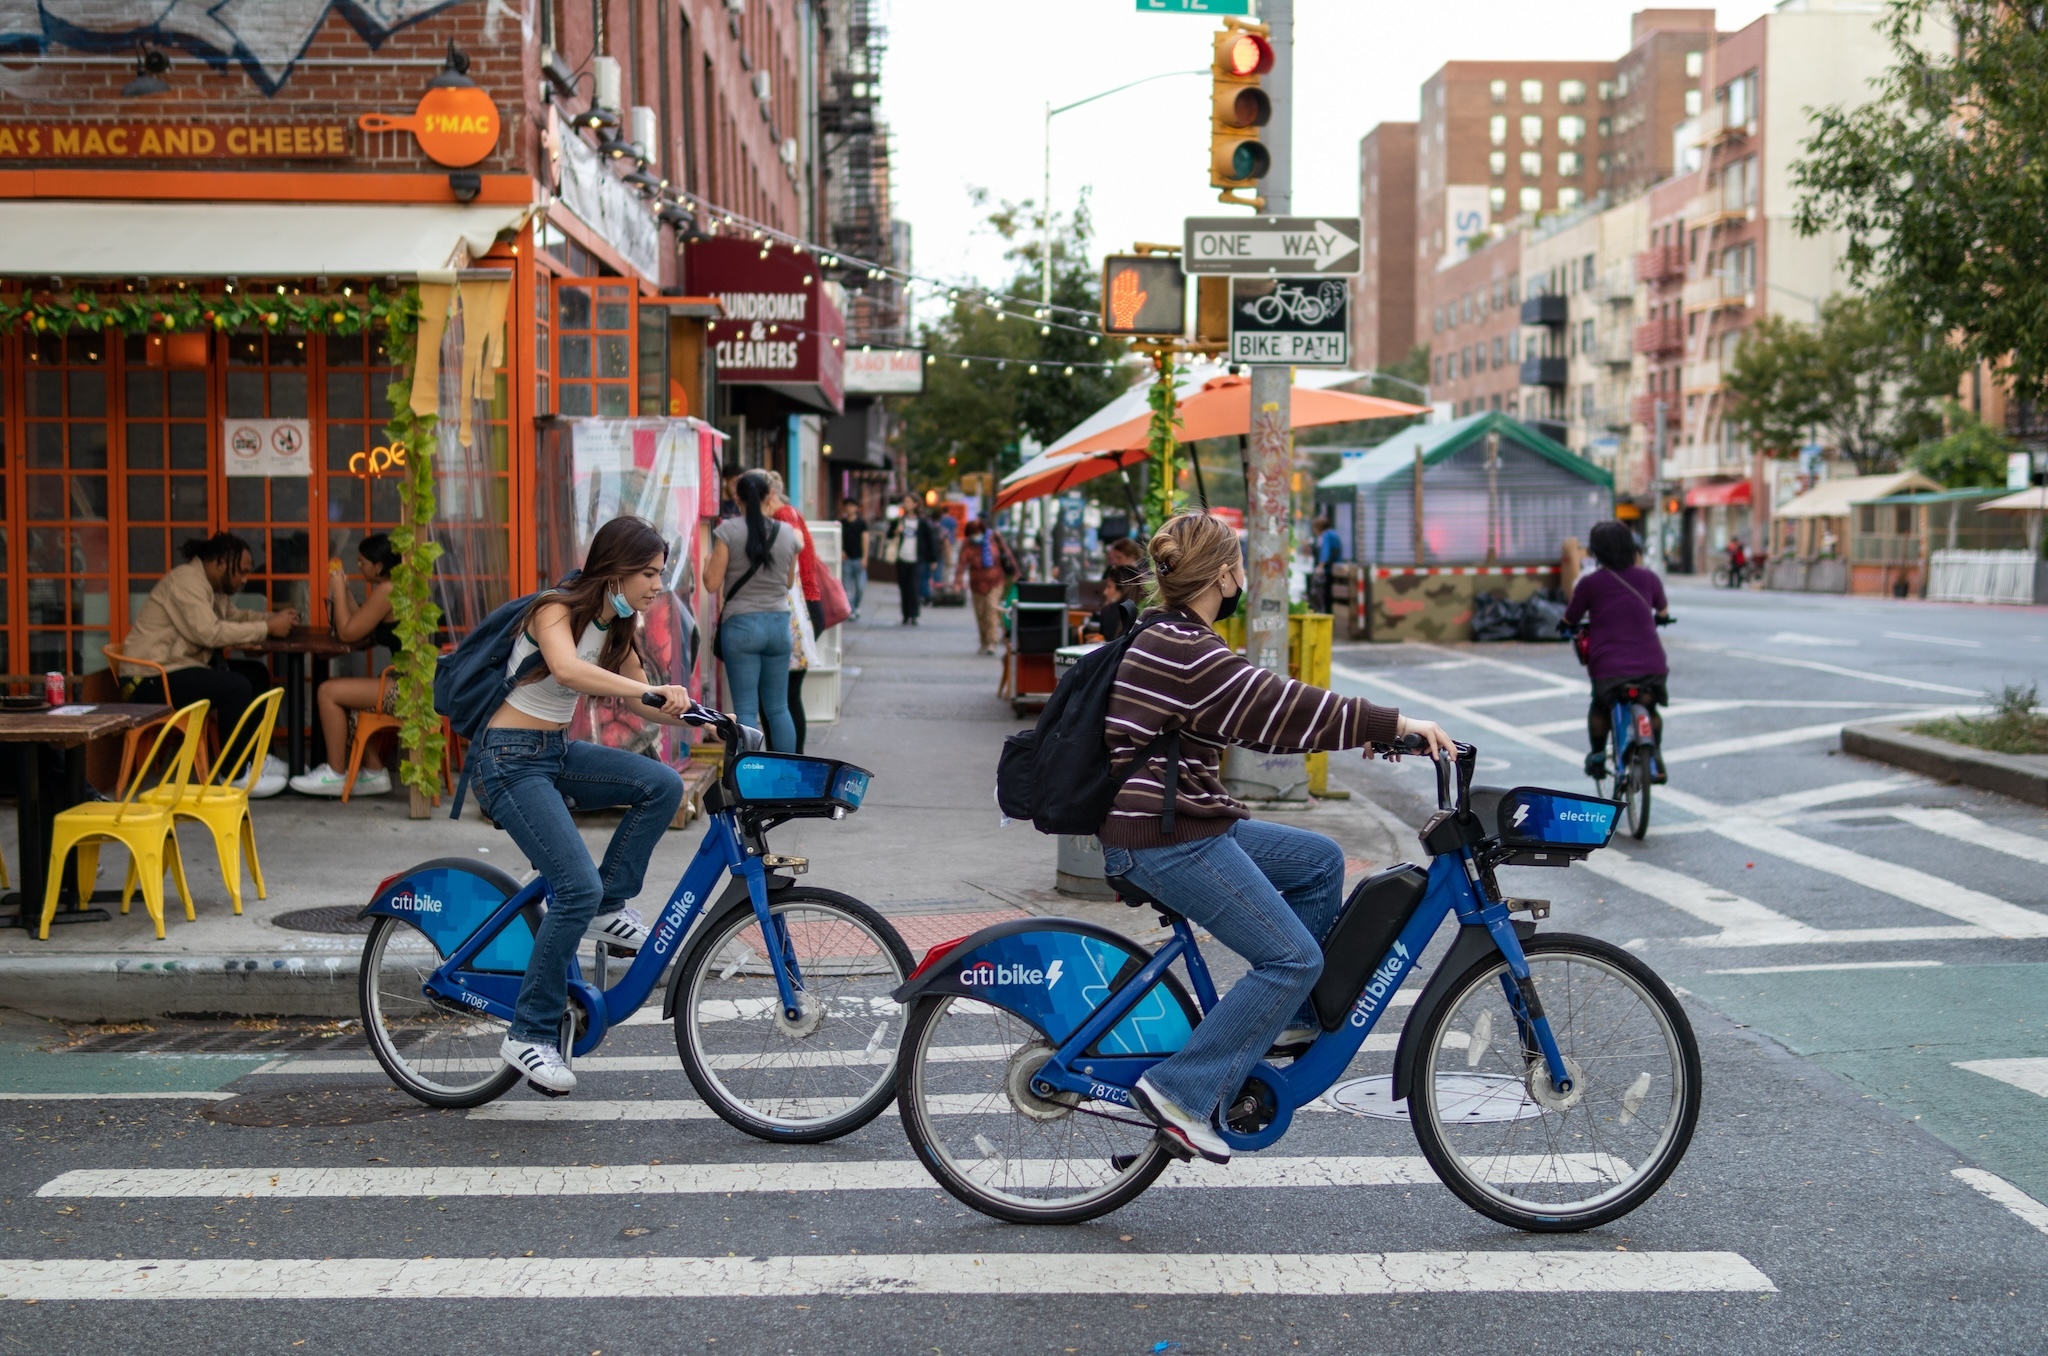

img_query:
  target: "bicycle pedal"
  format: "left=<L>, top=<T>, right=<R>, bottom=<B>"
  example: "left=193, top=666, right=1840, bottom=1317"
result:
left=602, top=942, right=636, bottom=958
left=525, top=1079, right=572, bottom=1099
left=1153, top=1131, right=1195, bottom=1163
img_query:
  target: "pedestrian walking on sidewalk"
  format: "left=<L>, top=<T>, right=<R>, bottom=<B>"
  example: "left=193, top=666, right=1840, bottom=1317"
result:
left=837, top=499, right=868, bottom=620
left=884, top=496, right=938, bottom=626
left=707, top=471, right=801, bottom=752
left=954, top=518, right=1017, bottom=654
left=764, top=472, right=826, bottom=742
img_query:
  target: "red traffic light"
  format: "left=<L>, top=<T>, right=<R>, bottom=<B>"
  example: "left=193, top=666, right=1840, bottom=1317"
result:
left=1217, top=31, right=1273, bottom=78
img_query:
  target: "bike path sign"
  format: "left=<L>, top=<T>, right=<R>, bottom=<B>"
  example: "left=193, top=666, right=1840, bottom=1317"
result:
left=1184, top=216, right=1362, bottom=275
left=1230, top=276, right=1348, bottom=366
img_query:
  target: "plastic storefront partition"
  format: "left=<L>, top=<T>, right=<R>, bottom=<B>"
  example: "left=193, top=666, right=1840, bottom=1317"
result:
left=536, top=416, right=722, bottom=761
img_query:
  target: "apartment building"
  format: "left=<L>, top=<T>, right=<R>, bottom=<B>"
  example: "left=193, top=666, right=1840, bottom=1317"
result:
left=1603, top=11, right=1720, bottom=197
left=1352, top=122, right=1418, bottom=374
left=1426, top=233, right=1525, bottom=421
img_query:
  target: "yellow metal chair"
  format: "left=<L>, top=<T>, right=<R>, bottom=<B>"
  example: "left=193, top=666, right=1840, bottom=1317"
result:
left=138, top=686, right=282, bottom=916
left=39, top=699, right=209, bottom=941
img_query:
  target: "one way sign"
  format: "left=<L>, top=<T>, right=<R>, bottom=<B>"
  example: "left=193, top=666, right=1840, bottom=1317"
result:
left=1183, top=216, right=1362, bottom=275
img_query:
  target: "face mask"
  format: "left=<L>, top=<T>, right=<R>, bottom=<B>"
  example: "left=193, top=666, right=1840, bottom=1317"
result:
left=608, top=591, right=636, bottom=620
left=1212, top=585, right=1243, bottom=622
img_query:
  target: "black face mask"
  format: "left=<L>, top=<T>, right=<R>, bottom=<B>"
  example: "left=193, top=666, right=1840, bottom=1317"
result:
left=1212, top=586, right=1243, bottom=622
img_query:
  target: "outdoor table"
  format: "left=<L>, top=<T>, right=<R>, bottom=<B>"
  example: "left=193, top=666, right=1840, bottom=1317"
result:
left=0, top=703, right=171, bottom=931
left=229, top=628, right=370, bottom=778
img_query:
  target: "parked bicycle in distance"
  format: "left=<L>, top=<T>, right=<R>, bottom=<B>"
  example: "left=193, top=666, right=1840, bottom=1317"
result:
left=355, top=698, right=913, bottom=1143
left=891, top=737, right=1701, bottom=1232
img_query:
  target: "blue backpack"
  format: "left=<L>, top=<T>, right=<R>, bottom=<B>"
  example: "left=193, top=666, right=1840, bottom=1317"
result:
left=434, top=588, right=551, bottom=819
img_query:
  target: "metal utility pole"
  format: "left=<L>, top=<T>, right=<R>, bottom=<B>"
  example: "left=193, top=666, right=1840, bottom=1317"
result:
left=1228, top=0, right=1306, bottom=802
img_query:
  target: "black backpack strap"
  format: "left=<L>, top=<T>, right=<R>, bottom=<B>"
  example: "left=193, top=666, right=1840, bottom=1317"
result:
left=1111, top=727, right=1182, bottom=836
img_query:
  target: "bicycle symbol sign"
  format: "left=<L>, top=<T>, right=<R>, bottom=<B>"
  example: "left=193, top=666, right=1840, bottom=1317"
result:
left=1229, top=276, right=1349, bottom=366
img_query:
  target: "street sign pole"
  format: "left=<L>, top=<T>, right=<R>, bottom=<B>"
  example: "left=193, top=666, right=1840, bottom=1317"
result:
left=1230, top=0, right=1306, bottom=803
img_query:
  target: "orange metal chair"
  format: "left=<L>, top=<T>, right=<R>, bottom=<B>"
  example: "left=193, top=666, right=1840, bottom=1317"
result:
left=138, top=686, right=283, bottom=916
left=40, top=699, right=209, bottom=940
left=102, top=646, right=213, bottom=795
left=340, top=665, right=456, bottom=804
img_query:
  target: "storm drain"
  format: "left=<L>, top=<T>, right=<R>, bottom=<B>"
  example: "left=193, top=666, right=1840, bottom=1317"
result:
left=272, top=905, right=374, bottom=935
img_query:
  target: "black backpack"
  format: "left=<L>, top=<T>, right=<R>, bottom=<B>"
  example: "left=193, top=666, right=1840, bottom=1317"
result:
left=433, top=585, right=562, bottom=819
left=995, top=614, right=1180, bottom=837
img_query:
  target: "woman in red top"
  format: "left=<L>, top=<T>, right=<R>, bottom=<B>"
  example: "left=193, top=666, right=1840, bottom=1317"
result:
left=765, top=472, right=825, bottom=752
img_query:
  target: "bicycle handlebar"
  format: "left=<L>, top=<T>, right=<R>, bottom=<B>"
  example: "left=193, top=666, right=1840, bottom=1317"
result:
left=639, top=694, right=767, bottom=753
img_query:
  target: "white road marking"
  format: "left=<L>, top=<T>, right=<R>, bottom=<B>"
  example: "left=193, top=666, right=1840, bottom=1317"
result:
left=1705, top=961, right=1943, bottom=975
left=1671, top=642, right=1981, bottom=697
left=1954, top=1168, right=2048, bottom=1239
left=1765, top=632, right=1859, bottom=647
left=1736, top=777, right=1926, bottom=819
left=0, top=1250, right=1777, bottom=1299
left=38, top=1154, right=1616, bottom=1200
left=1953, top=1059, right=2048, bottom=1099
left=0, top=1092, right=238, bottom=1101
left=1459, top=689, right=1584, bottom=710
left=1890, top=808, right=2048, bottom=867
left=1663, top=710, right=1975, bottom=764
left=1883, top=630, right=1983, bottom=649
left=1706, top=817, right=2048, bottom=938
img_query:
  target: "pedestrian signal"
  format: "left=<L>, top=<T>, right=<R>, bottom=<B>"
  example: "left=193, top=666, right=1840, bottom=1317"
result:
left=1100, top=256, right=1187, bottom=337
left=1210, top=19, right=1272, bottom=207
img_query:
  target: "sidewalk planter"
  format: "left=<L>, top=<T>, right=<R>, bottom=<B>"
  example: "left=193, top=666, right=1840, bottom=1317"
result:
left=1842, top=721, right=2048, bottom=807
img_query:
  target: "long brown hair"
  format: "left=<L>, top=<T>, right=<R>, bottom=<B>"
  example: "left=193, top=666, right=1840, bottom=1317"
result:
left=516, top=515, right=670, bottom=684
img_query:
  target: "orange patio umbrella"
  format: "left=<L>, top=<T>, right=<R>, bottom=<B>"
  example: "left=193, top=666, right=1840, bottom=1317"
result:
left=995, top=374, right=1426, bottom=509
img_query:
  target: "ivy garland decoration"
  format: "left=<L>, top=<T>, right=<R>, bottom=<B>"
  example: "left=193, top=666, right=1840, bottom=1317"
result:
left=0, top=285, right=402, bottom=336
left=375, top=287, right=447, bottom=807
left=1143, top=349, right=1183, bottom=532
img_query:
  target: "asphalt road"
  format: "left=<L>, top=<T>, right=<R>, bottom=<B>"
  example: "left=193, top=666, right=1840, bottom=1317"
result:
left=5, top=582, right=2048, bottom=1353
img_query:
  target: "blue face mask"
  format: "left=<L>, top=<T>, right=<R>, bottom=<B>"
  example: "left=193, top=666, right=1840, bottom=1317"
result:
left=609, top=590, right=636, bottom=619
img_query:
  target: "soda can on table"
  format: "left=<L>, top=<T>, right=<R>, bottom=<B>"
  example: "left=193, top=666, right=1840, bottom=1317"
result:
left=44, top=671, right=65, bottom=706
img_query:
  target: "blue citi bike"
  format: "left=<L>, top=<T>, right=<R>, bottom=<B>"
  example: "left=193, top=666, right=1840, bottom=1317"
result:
left=1561, top=615, right=1674, bottom=840
left=892, top=738, right=1701, bottom=1230
left=356, top=699, right=914, bottom=1142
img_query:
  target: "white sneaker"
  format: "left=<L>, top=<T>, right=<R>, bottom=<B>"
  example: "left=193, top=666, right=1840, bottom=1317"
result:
left=349, top=767, right=393, bottom=797
left=584, top=907, right=649, bottom=952
left=1132, top=1074, right=1231, bottom=1164
left=500, top=1037, right=575, bottom=1095
left=248, top=768, right=289, bottom=799
left=287, top=763, right=350, bottom=797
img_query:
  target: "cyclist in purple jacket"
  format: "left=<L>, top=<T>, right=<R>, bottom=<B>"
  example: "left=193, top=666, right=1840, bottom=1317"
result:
left=1564, top=521, right=1672, bottom=783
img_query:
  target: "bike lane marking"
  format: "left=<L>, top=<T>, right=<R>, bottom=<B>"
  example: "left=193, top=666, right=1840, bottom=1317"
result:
left=1953, top=1169, right=2048, bottom=1240
left=1954, top=1059, right=2048, bottom=1099
left=1889, top=808, right=2048, bottom=867
left=0, top=1250, right=1776, bottom=1299
left=1665, top=641, right=1982, bottom=697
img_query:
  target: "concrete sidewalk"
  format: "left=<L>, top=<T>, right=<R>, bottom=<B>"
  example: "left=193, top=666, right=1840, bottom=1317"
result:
left=0, top=600, right=1406, bottom=1019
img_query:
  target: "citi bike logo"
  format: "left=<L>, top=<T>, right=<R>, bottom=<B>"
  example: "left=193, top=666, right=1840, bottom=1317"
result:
left=1349, top=941, right=1411, bottom=1027
left=390, top=888, right=443, bottom=915
left=960, top=957, right=1064, bottom=990
left=652, top=892, right=696, bottom=955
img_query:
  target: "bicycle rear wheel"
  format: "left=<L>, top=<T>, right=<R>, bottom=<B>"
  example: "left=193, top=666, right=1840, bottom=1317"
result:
left=898, top=993, right=1172, bottom=1224
left=1625, top=742, right=1653, bottom=839
left=675, top=887, right=913, bottom=1143
left=1407, top=933, right=1700, bottom=1232
left=359, top=915, right=520, bottom=1109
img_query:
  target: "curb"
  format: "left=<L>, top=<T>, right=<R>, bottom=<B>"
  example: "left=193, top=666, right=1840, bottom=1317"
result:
left=1840, top=722, right=2048, bottom=807
left=0, top=953, right=361, bottom=1023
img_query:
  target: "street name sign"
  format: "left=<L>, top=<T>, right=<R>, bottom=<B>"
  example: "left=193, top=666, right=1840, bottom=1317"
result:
left=1229, top=277, right=1348, bottom=366
left=1184, top=216, right=1362, bottom=275
left=1135, top=0, right=1252, bottom=13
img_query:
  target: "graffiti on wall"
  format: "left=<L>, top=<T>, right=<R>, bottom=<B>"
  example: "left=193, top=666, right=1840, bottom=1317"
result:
left=0, top=1, right=481, bottom=94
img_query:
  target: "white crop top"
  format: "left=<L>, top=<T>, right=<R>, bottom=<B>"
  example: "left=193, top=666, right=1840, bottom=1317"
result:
left=503, top=619, right=607, bottom=723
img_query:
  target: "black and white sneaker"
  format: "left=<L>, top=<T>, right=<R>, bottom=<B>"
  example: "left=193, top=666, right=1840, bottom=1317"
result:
left=583, top=907, right=649, bottom=953
left=1267, top=1024, right=1319, bottom=1057
left=1132, top=1074, right=1230, bottom=1164
left=501, top=1037, right=575, bottom=1095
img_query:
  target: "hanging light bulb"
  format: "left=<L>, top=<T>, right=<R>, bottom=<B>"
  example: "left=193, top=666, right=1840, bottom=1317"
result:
left=1039, top=326, right=1049, bottom=336
left=1064, top=365, right=1075, bottom=376
left=1027, top=364, right=1038, bottom=375
left=960, top=358, right=969, bottom=368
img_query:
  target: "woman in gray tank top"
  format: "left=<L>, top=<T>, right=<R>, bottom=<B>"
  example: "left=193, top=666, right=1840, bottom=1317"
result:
left=705, top=470, right=801, bottom=752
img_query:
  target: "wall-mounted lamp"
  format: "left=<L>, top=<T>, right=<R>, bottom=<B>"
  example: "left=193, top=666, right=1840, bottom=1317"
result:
left=596, top=135, right=633, bottom=160
left=428, top=39, right=474, bottom=89
left=568, top=108, right=618, bottom=132
left=122, top=44, right=171, bottom=98
left=448, top=171, right=481, bottom=202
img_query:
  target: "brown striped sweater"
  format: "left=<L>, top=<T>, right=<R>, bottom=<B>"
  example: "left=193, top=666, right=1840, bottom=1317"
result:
left=1099, top=610, right=1402, bottom=849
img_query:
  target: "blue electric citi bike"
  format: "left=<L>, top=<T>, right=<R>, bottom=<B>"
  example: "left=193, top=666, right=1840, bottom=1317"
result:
left=892, top=739, right=1701, bottom=1230
left=356, top=701, right=913, bottom=1143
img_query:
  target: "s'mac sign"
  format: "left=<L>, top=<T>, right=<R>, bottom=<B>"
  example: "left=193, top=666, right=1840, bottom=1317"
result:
left=0, top=122, right=349, bottom=159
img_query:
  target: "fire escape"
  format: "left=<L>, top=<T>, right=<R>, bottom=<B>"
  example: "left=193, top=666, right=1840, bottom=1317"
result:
left=819, top=0, right=902, bottom=345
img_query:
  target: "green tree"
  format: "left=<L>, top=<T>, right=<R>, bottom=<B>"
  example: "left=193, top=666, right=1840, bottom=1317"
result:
left=1912, top=402, right=2019, bottom=487
left=1793, top=0, right=2048, bottom=404
left=895, top=191, right=1129, bottom=493
left=1724, top=312, right=1825, bottom=458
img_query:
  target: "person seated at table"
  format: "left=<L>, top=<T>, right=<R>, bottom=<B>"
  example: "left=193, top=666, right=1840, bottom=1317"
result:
left=1081, top=564, right=1141, bottom=644
left=118, top=532, right=295, bottom=798
left=290, top=534, right=402, bottom=798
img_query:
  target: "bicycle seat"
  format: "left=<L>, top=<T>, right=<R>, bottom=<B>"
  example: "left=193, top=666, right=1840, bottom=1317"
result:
left=1105, top=874, right=1183, bottom=924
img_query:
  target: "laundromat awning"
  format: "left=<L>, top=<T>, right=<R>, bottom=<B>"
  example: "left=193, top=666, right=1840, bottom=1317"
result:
left=0, top=200, right=535, bottom=276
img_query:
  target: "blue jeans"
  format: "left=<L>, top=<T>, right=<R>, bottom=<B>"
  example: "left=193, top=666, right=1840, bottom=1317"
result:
left=470, top=730, right=683, bottom=1044
left=720, top=610, right=797, bottom=752
left=1102, top=819, right=1345, bottom=1120
left=840, top=555, right=865, bottom=616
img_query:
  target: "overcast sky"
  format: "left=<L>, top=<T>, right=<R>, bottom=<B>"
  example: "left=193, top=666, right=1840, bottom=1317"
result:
left=882, top=0, right=1780, bottom=305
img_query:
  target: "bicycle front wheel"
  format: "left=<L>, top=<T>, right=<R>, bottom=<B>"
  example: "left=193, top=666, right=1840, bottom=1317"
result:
left=1407, top=933, right=1700, bottom=1232
left=675, top=887, right=913, bottom=1143
left=1625, top=743, right=1653, bottom=839
left=358, top=915, right=520, bottom=1109
left=898, top=993, right=1172, bottom=1225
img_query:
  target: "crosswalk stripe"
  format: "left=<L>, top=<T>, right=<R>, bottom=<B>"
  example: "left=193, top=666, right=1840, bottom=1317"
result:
left=1953, top=1059, right=2048, bottom=1099
left=1889, top=808, right=2048, bottom=867
left=0, top=1250, right=1777, bottom=1299
left=1672, top=642, right=1982, bottom=697
left=38, top=1154, right=1624, bottom=1199
left=1954, top=1169, right=2048, bottom=1240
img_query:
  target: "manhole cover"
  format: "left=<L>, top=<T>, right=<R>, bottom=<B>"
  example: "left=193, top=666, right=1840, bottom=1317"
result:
left=1325, top=1073, right=1545, bottom=1123
left=273, top=905, right=374, bottom=935
left=202, top=1087, right=430, bottom=1127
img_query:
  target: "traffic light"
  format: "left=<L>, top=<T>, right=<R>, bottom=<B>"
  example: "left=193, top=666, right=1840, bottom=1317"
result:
left=1210, top=19, right=1273, bottom=208
left=1100, top=255, right=1187, bottom=337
